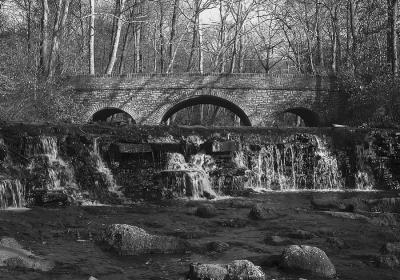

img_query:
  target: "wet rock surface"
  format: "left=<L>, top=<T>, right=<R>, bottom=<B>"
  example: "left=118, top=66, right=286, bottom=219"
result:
left=188, top=260, right=265, bottom=280
left=280, top=245, right=336, bottom=278
left=0, top=237, right=54, bottom=271
left=99, top=224, right=188, bottom=255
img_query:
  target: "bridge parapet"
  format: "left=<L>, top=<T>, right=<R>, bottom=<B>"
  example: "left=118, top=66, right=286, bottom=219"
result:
left=68, top=73, right=334, bottom=91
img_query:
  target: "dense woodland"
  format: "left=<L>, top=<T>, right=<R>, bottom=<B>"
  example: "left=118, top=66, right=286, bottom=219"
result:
left=0, top=0, right=399, bottom=126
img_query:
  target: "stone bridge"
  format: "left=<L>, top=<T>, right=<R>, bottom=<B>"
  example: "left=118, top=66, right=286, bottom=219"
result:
left=68, top=73, right=342, bottom=127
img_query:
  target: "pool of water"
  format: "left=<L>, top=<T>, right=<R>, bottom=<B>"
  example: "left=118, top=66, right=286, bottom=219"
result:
left=0, top=191, right=399, bottom=280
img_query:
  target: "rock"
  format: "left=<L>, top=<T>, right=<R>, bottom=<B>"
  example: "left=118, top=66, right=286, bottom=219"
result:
left=368, top=213, right=398, bottom=227
left=317, top=228, right=336, bottom=237
left=264, top=236, right=292, bottom=246
left=287, top=230, right=316, bottom=240
left=280, top=245, right=336, bottom=278
left=31, top=190, right=71, bottom=207
left=217, top=218, right=248, bottom=228
left=322, top=211, right=370, bottom=222
left=203, top=191, right=216, bottom=200
left=188, top=260, right=265, bottom=280
left=189, top=263, right=228, bottom=280
left=365, top=198, right=400, bottom=213
left=326, top=237, right=348, bottom=249
left=0, top=237, right=54, bottom=271
left=249, top=204, right=278, bottom=220
left=207, top=241, right=230, bottom=253
left=380, top=242, right=400, bottom=257
left=311, top=198, right=347, bottom=211
left=195, top=205, right=217, bottom=218
left=0, top=237, right=24, bottom=250
left=100, top=224, right=188, bottom=255
left=376, top=255, right=400, bottom=269
left=88, top=277, right=98, bottom=280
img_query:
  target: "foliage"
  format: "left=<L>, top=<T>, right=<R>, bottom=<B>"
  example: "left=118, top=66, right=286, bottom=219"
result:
left=340, top=72, right=400, bottom=127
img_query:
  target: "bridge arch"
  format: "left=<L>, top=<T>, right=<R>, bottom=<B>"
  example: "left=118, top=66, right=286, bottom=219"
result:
left=277, top=107, right=321, bottom=127
left=161, top=95, right=252, bottom=126
left=91, top=107, right=136, bottom=124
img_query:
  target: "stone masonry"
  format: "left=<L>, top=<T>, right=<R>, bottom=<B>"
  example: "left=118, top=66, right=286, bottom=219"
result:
left=68, top=73, right=342, bottom=126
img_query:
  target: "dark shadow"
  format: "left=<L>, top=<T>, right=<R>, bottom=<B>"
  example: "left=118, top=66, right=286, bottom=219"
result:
left=278, top=107, right=320, bottom=127
left=161, top=95, right=252, bottom=126
left=91, top=107, right=135, bottom=125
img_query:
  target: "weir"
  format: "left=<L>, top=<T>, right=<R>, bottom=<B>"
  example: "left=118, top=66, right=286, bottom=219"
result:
left=0, top=124, right=397, bottom=206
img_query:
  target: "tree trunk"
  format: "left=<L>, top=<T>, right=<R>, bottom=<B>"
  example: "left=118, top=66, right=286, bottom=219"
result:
left=349, top=0, right=357, bottom=73
left=158, top=1, right=165, bottom=73
left=198, top=23, right=204, bottom=73
left=40, top=0, right=49, bottom=76
left=168, top=0, right=179, bottom=72
left=26, top=0, right=32, bottom=52
left=118, top=22, right=132, bottom=74
left=105, top=0, right=126, bottom=74
left=387, top=0, right=399, bottom=74
left=187, top=3, right=199, bottom=72
left=48, top=0, right=72, bottom=79
left=315, top=0, right=322, bottom=68
left=89, top=0, right=95, bottom=75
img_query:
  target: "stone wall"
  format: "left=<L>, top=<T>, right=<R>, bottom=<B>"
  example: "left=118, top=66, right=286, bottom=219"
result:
left=68, top=74, right=342, bottom=126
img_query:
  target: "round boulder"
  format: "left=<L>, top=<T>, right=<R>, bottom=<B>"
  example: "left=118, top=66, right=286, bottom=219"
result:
left=280, top=245, right=336, bottom=278
left=188, top=260, right=265, bottom=280
left=100, top=224, right=187, bottom=255
left=248, top=204, right=266, bottom=220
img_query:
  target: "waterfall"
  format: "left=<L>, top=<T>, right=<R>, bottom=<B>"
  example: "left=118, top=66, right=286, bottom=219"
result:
left=354, top=145, right=375, bottom=191
left=0, top=179, right=25, bottom=209
left=247, top=136, right=343, bottom=191
left=313, top=137, right=343, bottom=190
left=162, top=153, right=217, bottom=199
left=23, top=136, right=58, bottom=159
left=26, top=136, right=78, bottom=193
left=91, top=138, right=120, bottom=194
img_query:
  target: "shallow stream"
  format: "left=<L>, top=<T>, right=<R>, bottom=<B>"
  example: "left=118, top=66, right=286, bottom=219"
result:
left=0, top=191, right=399, bottom=280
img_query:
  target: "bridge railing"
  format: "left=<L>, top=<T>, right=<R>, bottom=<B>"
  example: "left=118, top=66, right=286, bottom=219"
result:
left=69, top=72, right=330, bottom=79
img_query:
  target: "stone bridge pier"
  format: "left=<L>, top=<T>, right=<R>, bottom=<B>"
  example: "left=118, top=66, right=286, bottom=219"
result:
left=68, top=73, right=343, bottom=127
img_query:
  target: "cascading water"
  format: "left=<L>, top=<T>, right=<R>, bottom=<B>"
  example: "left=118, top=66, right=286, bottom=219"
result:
left=245, top=136, right=343, bottom=191
left=354, top=145, right=375, bottom=191
left=161, top=153, right=217, bottom=199
left=0, top=179, right=25, bottom=209
left=313, top=137, right=343, bottom=190
left=91, top=138, right=121, bottom=195
left=27, top=136, right=78, bottom=192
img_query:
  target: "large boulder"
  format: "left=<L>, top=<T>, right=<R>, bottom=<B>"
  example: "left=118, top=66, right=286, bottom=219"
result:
left=188, top=260, right=265, bottom=280
left=248, top=204, right=278, bottom=220
left=280, top=245, right=336, bottom=278
left=100, top=224, right=188, bottom=255
left=195, top=205, right=217, bottom=218
left=0, top=237, right=54, bottom=271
